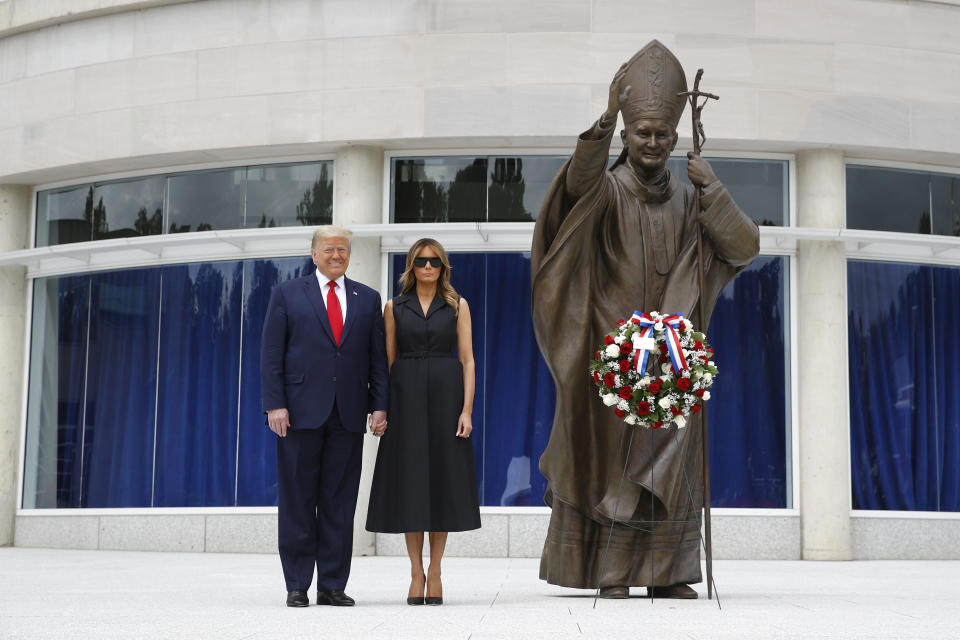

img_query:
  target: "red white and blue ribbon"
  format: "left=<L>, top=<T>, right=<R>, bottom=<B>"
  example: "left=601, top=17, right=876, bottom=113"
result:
left=630, top=311, right=689, bottom=374
left=661, top=313, right=689, bottom=372
left=630, top=311, right=655, bottom=373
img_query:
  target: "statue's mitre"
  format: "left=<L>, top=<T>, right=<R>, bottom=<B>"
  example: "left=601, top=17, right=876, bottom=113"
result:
left=619, top=40, right=688, bottom=128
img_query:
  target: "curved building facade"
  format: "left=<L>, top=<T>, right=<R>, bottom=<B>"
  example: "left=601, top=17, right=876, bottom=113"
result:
left=1, top=0, right=959, bottom=560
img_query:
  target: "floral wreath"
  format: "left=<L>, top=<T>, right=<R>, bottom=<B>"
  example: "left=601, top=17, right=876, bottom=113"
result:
left=589, top=310, right=717, bottom=429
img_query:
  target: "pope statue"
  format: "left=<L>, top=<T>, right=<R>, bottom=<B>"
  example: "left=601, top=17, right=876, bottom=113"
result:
left=531, top=40, right=759, bottom=599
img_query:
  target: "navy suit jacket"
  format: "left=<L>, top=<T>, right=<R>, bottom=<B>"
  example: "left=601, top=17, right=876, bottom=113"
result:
left=260, top=274, right=389, bottom=433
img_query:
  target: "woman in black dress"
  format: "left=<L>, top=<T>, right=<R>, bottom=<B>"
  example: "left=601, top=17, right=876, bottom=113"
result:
left=366, top=238, right=481, bottom=605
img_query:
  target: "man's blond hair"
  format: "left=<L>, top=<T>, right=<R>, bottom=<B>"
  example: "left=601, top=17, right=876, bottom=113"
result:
left=311, top=225, right=352, bottom=250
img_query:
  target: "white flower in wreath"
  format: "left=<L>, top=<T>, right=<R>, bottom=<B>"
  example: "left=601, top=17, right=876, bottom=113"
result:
left=662, top=363, right=672, bottom=374
left=624, top=414, right=638, bottom=425
left=674, top=415, right=687, bottom=429
left=639, top=376, right=651, bottom=388
left=602, top=394, right=618, bottom=406
left=702, top=372, right=713, bottom=384
left=614, top=335, right=626, bottom=345
left=617, top=399, right=629, bottom=411
left=658, top=396, right=672, bottom=409
left=654, top=321, right=664, bottom=331
left=702, top=390, right=711, bottom=401
left=604, top=344, right=621, bottom=359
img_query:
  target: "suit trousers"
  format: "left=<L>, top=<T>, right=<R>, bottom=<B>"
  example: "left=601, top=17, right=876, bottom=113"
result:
left=276, top=404, right=363, bottom=592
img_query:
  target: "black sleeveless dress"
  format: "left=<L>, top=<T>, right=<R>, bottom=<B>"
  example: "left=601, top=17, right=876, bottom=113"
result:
left=366, top=293, right=481, bottom=533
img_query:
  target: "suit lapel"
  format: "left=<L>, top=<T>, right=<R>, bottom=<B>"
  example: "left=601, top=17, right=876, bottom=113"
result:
left=338, top=277, right=360, bottom=345
left=303, top=275, right=336, bottom=345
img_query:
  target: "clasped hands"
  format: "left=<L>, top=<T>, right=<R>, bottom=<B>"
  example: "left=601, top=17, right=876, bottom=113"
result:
left=266, top=408, right=388, bottom=437
left=369, top=410, right=387, bottom=437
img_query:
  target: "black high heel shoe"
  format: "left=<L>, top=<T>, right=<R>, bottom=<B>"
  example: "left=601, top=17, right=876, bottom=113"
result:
left=407, top=575, right=425, bottom=605
left=425, top=574, right=443, bottom=605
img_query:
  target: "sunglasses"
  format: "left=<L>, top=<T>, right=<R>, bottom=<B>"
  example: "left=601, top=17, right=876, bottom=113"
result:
left=413, top=257, right=442, bottom=268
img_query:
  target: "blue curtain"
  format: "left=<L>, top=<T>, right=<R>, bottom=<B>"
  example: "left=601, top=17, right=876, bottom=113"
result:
left=708, top=256, right=789, bottom=508
left=27, top=253, right=790, bottom=510
left=849, top=261, right=960, bottom=512
left=236, top=257, right=314, bottom=505
left=474, top=253, right=554, bottom=506
left=81, top=269, right=161, bottom=507
left=154, top=262, right=244, bottom=507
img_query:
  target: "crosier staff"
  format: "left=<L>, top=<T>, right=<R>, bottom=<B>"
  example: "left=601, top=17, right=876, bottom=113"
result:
left=679, top=69, right=719, bottom=601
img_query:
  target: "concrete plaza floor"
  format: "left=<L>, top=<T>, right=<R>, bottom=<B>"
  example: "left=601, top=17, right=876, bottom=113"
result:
left=0, top=548, right=957, bottom=639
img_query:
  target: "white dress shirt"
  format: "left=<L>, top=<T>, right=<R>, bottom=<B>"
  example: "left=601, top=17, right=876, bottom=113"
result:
left=316, top=271, right=347, bottom=325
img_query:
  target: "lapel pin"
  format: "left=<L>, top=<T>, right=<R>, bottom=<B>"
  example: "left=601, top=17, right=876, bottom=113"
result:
left=352, top=291, right=358, bottom=295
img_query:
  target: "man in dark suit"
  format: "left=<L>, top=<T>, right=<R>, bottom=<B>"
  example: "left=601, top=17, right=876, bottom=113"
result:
left=260, top=226, right=389, bottom=608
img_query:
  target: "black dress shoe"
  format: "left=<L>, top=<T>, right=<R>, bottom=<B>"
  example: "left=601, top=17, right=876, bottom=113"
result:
left=407, top=596, right=425, bottom=605
left=286, top=589, right=309, bottom=607
left=317, top=589, right=355, bottom=606
left=424, top=596, right=443, bottom=605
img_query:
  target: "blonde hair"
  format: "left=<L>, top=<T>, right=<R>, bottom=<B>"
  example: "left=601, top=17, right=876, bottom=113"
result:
left=399, top=238, right=459, bottom=312
left=311, top=225, right=352, bottom=249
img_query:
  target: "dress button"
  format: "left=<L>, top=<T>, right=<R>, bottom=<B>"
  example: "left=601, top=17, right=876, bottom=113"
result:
left=332, top=377, right=337, bottom=382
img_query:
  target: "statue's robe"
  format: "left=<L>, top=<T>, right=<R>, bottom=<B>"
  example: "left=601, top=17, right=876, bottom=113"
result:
left=531, top=120, right=759, bottom=588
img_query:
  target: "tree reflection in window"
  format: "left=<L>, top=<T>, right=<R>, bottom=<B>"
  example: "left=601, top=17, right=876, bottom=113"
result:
left=35, top=161, right=335, bottom=247
left=248, top=162, right=333, bottom=228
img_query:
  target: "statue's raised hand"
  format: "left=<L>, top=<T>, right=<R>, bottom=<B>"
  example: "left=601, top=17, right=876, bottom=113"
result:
left=605, top=63, right=631, bottom=123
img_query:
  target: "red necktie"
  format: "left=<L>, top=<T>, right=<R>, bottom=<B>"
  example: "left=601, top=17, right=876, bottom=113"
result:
left=327, top=281, right=343, bottom=345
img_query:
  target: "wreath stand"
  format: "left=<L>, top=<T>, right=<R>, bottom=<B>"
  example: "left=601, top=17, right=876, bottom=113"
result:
left=591, top=419, right=721, bottom=610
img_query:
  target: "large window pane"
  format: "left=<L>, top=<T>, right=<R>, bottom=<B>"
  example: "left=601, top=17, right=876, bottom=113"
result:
left=81, top=269, right=161, bottom=507
left=22, top=276, right=90, bottom=508
left=847, top=166, right=932, bottom=234
left=167, top=168, right=245, bottom=233
left=392, top=157, right=487, bottom=223
left=667, top=157, right=788, bottom=227
left=153, top=262, right=244, bottom=507
left=849, top=260, right=960, bottom=511
left=236, top=257, right=315, bottom=505
left=245, top=162, right=333, bottom=228
left=91, top=177, right=165, bottom=240
left=36, top=186, right=92, bottom=246
left=488, top=156, right=566, bottom=222
left=708, top=256, right=790, bottom=508
left=475, top=253, right=555, bottom=506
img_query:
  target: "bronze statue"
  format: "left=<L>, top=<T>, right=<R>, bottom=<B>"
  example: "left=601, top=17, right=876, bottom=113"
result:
left=530, top=40, right=759, bottom=599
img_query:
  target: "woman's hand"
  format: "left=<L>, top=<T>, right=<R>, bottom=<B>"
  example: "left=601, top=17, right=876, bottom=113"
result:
left=456, top=412, right=473, bottom=438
